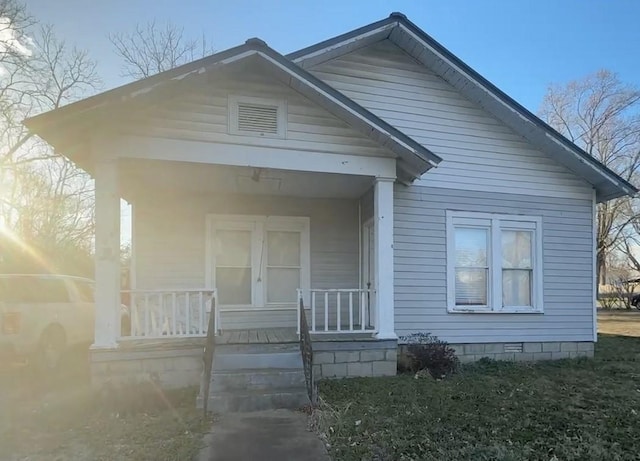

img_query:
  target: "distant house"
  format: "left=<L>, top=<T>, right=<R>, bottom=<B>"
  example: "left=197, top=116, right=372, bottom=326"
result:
left=24, top=13, right=636, bottom=410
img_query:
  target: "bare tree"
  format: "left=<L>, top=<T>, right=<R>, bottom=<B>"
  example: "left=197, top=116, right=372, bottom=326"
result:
left=0, top=0, right=101, bottom=275
left=539, top=70, right=640, bottom=288
left=109, top=20, right=213, bottom=80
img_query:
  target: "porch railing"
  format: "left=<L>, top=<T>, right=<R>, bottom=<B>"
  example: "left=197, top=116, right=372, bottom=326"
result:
left=123, top=289, right=217, bottom=338
left=297, top=289, right=375, bottom=334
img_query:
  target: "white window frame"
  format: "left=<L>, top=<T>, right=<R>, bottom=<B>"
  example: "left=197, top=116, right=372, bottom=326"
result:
left=205, top=214, right=310, bottom=310
left=446, top=211, right=543, bottom=314
left=228, top=95, right=287, bottom=139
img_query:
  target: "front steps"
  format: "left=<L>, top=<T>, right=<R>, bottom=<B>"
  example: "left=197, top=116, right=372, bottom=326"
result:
left=198, top=341, right=310, bottom=413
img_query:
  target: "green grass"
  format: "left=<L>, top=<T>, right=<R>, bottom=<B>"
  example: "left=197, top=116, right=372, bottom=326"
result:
left=0, top=361, right=211, bottom=461
left=318, top=335, right=640, bottom=461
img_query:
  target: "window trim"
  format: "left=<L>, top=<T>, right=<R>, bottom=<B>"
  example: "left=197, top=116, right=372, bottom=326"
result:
left=228, top=95, right=287, bottom=139
left=446, top=211, right=543, bottom=314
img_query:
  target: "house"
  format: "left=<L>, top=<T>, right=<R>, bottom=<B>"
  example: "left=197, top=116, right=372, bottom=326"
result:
left=24, top=13, right=636, bottom=410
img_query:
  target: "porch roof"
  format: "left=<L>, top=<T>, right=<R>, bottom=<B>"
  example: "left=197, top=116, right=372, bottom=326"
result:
left=23, top=37, right=442, bottom=183
left=289, top=13, right=638, bottom=202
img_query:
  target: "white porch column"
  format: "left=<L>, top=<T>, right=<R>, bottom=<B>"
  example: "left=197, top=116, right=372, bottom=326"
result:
left=374, top=177, right=396, bottom=339
left=93, top=159, right=121, bottom=348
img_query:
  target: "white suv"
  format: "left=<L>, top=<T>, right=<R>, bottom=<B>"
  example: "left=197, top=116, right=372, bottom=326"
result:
left=0, top=274, right=129, bottom=370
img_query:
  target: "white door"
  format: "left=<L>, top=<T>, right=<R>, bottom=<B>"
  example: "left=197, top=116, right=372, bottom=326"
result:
left=362, top=220, right=375, bottom=328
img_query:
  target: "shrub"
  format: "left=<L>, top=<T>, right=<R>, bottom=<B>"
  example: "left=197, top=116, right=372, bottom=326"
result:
left=400, top=332, right=459, bottom=379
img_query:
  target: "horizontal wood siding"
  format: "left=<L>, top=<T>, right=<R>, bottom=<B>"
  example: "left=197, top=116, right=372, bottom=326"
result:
left=311, top=40, right=593, bottom=200
left=394, top=184, right=594, bottom=343
left=119, top=69, right=389, bottom=159
left=133, top=190, right=359, bottom=329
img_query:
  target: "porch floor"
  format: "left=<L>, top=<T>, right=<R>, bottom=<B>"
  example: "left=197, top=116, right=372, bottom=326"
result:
left=215, top=327, right=377, bottom=345
left=216, top=328, right=298, bottom=344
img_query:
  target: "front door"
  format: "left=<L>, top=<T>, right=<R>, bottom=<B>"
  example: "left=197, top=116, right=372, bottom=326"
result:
left=208, top=215, right=310, bottom=329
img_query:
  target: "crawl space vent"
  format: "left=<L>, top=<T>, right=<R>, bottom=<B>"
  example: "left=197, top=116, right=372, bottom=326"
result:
left=237, top=103, right=279, bottom=134
left=504, top=343, right=524, bottom=353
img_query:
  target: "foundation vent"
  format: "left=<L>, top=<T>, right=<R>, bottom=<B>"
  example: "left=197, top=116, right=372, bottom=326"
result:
left=504, top=343, right=524, bottom=353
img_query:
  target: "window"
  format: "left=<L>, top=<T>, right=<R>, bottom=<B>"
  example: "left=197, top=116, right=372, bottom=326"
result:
left=71, top=281, right=95, bottom=303
left=228, top=95, right=286, bottom=139
left=266, top=231, right=301, bottom=304
left=214, top=229, right=253, bottom=305
left=446, top=211, right=543, bottom=313
left=0, top=277, right=70, bottom=304
left=207, top=215, right=310, bottom=308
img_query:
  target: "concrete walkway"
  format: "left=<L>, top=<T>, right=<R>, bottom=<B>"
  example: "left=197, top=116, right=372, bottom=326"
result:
left=199, top=409, right=331, bottom=461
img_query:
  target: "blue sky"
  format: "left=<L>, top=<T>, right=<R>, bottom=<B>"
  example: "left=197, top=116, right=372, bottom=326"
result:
left=26, top=0, right=640, bottom=113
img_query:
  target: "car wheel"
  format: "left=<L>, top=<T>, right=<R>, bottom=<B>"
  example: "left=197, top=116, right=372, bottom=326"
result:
left=35, top=326, right=66, bottom=372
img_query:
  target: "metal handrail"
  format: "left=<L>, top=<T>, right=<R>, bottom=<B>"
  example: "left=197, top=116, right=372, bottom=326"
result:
left=297, top=290, right=316, bottom=405
left=202, top=294, right=217, bottom=415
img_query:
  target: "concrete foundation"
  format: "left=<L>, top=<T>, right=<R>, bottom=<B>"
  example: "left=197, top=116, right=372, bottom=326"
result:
left=399, top=341, right=595, bottom=366
left=90, top=338, right=204, bottom=389
left=312, top=338, right=397, bottom=380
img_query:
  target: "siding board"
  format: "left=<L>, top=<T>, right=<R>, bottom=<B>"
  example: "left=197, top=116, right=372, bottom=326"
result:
left=311, top=40, right=594, bottom=200
left=120, top=67, right=391, bottom=159
left=393, top=185, right=594, bottom=343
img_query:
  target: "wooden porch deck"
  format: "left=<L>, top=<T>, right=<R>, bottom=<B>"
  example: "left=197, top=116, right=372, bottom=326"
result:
left=215, top=328, right=298, bottom=344
left=215, top=327, right=377, bottom=344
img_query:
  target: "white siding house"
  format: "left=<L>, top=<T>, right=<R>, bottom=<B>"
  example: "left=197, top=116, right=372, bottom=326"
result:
left=24, top=14, right=636, bottom=391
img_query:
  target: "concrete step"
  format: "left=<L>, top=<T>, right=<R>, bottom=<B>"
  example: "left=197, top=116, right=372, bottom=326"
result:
left=214, top=351, right=303, bottom=371
left=198, top=388, right=310, bottom=413
left=211, top=368, right=306, bottom=392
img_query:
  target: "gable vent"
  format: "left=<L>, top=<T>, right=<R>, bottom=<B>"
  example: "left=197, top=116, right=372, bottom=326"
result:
left=237, top=103, right=279, bottom=134
left=229, top=95, right=286, bottom=139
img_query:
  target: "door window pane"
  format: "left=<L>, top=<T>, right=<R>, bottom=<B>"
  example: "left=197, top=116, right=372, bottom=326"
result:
left=503, top=269, right=532, bottom=306
left=267, top=268, right=299, bottom=303
left=216, top=230, right=251, bottom=266
left=455, top=228, right=488, bottom=266
left=502, top=231, right=532, bottom=269
left=267, top=232, right=300, bottom=266
left=455, top=268, right=488, bottom=305
left=217, top=268, right=252, bottom=305
left=215, top=229, right=252, bottom=305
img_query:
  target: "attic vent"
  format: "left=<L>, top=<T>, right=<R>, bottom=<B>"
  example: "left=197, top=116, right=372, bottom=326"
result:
left=237, top=103, right=278, bottom=134
left=504, top=343, right=524, bottom=353
left=229, top=95, right=286, bottom=138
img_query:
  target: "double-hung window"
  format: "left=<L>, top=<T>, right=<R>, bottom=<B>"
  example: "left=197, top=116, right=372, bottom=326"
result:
left=446, top=211, right=543, bottom=313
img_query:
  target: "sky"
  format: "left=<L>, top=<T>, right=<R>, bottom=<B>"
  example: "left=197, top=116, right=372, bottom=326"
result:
left=25, top=0, right=640, bottom=114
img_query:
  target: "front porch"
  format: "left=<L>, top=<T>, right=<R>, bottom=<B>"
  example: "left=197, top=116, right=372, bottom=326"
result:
left=93, top=158, right=398, bottom=348
left=90, top=159, right=400, bottom=394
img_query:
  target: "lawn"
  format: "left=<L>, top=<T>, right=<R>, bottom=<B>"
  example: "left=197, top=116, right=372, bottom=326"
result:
left=0, top=355, right=211, bottom=461
left=318, top=317, right=640, bottom=461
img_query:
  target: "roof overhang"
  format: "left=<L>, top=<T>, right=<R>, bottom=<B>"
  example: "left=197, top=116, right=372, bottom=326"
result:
left=24, top=37, right=442, bottom=183
left=289, top=13, right=638, bottom=202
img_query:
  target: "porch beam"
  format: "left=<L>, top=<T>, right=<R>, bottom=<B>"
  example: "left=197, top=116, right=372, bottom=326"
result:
left=374, top=177, right=396, bottom=339
left=112, top=135, right=397, bottom=179
left=93, top=159, right=121, bottom=348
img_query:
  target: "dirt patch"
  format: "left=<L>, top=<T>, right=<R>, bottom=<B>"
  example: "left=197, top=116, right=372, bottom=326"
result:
left=598, top=309, right=640, bottom=336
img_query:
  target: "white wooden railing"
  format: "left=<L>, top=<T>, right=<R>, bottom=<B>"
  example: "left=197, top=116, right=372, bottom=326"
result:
left=123, top=289, right=217, bottom=338
left=297, top=289, right=375, bottom=334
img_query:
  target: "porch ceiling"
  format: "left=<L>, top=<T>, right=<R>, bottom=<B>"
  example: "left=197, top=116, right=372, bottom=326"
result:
left=120, top=159, right=375, bottom=200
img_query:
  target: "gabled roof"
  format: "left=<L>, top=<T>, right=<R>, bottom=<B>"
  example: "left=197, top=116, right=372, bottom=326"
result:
left=24, top=37, right=441, bottom=183
left=289, top=13, right=637, bottom=202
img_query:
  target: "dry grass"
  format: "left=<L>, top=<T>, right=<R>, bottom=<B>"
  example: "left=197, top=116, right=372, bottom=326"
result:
left=319, top=334, right=640, bottom=461
left=598, top=309, right=640, bottom=336
left=0, top=350, right=211, bottom=461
